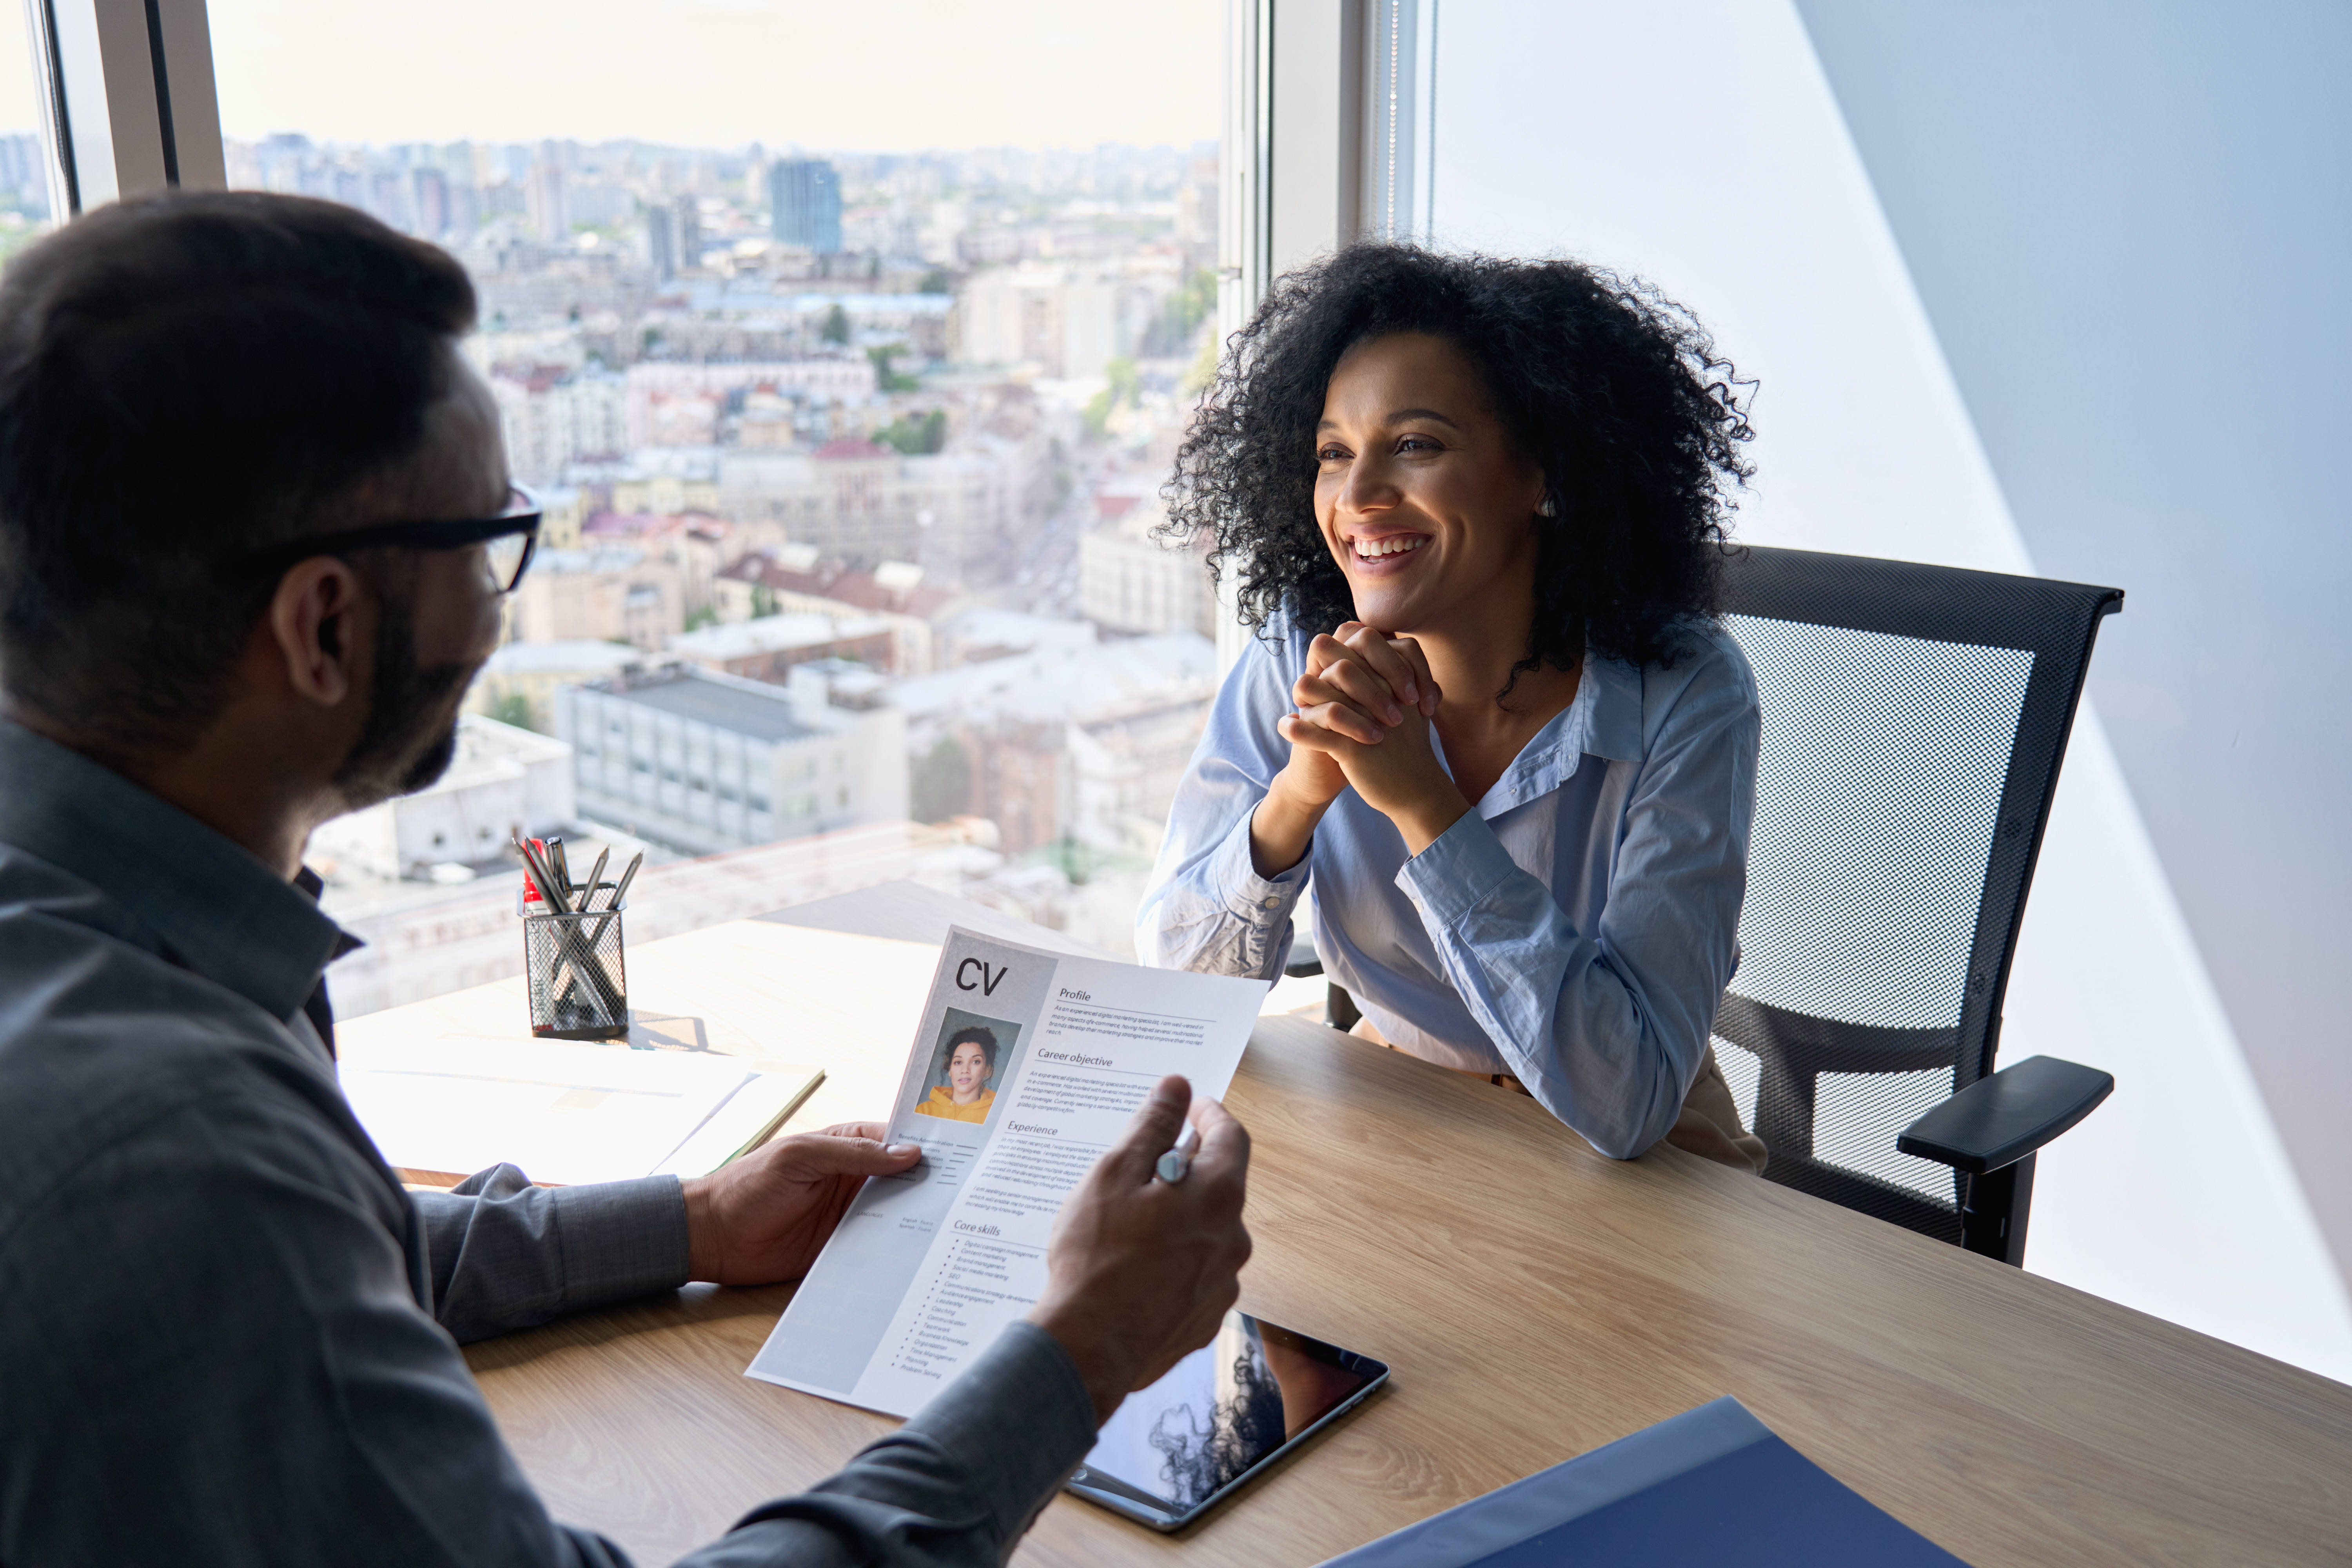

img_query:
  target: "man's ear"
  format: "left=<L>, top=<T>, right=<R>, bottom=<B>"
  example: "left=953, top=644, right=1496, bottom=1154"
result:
left=265, top=558, right=368, bottom=708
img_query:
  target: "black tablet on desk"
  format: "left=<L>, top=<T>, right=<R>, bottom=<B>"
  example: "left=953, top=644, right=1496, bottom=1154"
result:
left=1066, top=1311, right=1389, bottom=1532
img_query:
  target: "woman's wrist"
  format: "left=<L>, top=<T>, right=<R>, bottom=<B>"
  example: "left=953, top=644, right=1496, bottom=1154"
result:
left=1249, top=770, right=1330, bottom=879
left=1393, top=789, right=1474, bottom=859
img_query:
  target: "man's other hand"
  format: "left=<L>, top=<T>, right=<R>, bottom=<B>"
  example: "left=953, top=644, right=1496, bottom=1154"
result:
left=1027, top=1076, right=1253, bottom=1424
left=683, top=1123, right=921, bottom=1285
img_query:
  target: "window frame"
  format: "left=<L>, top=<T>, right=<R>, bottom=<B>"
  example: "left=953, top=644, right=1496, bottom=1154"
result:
left=22, top=0, right=225, bottom=215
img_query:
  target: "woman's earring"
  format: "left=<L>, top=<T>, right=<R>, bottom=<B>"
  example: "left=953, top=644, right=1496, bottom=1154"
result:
left=1537, top=494, right=1558, bottom=518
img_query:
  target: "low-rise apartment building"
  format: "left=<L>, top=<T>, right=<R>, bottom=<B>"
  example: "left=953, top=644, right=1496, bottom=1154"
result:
left=501, top=545, right=689, bottom=651
left=891, top=630, right=1218, bottom=856
left=714, top=548, right=964, bottom=675
left=557, top=665, right=908, bottom=855
left=1078, top=496, right=1216, bottom=637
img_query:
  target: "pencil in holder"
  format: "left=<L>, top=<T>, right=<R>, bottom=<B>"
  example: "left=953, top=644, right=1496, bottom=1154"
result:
left=523, top=896, right=629, bottom=1040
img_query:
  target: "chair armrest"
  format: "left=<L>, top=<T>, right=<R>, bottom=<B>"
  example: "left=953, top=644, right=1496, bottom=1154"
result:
left=1284, top=953, right=1325, bottom=978
left=1897, top=1055, right=2114, bottom=1174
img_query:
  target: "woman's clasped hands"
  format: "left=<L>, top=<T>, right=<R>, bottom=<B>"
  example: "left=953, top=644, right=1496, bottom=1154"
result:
left=1273, top=621, right=1474, bottom=856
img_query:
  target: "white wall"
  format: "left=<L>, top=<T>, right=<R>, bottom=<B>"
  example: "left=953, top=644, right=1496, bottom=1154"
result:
left=1426, top=0, right=2351, bottom=1382
left=1792, top=0, right=2352, bottom=1296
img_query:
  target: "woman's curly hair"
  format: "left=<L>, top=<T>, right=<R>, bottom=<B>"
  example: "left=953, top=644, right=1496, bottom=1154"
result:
left=1163, top=244, right=1753, bottom=679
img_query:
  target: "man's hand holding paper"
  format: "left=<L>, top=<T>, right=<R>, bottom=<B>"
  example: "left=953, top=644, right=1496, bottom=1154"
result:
left=746, top=926, right=1267, bottom=1417
left=684, top=1123, right=924, bottom=1285
left=1029, top=1076, right=1253, bottom=1423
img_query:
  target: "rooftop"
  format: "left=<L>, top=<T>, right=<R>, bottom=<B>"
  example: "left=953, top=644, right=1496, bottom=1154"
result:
left=583, top=668, right=821, bottom=743
left=719, top=550, right=962, bottom=620
left=668, top=611, right=891, bottom=660
left=940, top=607, right=1098, bottom=658
left=891, top=632, right=1217, bottom=727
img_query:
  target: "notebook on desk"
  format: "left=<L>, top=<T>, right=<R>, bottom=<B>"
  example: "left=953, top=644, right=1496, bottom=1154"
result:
left=1319, top=1397, right=1969, bottom=1568
left=338, top=1036, right=822, bottom=1187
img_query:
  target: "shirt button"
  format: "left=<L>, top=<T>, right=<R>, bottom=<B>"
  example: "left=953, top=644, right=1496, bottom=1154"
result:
left=1261, top=896, right=1280, bottom=909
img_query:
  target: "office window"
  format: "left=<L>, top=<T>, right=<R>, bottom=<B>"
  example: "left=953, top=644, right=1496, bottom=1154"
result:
left=202, top=0, right=1224, bottom=1001
left=0, top=20, right=52, bottom=252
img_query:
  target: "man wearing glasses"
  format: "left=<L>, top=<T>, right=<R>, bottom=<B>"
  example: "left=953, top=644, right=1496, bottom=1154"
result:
left=0, top=193, right=1252, bottom=1566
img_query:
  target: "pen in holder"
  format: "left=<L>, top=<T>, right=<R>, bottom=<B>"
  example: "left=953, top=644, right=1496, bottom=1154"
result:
left=513, top=835, right=643, bottom=1042
left=523, top=885, right=629, bottom=1039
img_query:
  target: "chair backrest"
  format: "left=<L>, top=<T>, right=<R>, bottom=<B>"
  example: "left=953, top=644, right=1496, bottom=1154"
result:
left=1712, top=546, right=2121, bottom=1243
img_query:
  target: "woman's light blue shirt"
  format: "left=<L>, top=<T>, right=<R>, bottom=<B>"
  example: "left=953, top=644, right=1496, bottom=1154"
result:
left=1137, top=619, right=1759, bottom=1160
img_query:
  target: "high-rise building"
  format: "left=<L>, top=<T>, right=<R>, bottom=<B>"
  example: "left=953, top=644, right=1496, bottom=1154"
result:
left=526, top=158, right=568, bottom=244
left=409, top=167, right=449, bottom=239
left=768, top=159, right=842, bottom=254
left=673, top=193, right=703, bottom=272
left=647, top=203, right=677, bottom=281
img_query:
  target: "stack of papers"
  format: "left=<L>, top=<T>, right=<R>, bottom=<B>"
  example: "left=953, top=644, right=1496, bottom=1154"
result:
left=338, top=1036, right=822, bottom=1187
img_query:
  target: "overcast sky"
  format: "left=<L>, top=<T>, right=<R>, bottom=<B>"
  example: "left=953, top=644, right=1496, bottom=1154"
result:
left=3, top=0, right=1223, bottom=151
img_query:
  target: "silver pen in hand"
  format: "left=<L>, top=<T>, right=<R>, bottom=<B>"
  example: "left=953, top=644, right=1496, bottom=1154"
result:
left=1154, top=1123, right=1202, bottom=1184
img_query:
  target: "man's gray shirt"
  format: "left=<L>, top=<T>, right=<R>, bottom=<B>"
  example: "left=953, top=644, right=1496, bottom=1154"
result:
left=0, top=720, right=1097, bottom=1566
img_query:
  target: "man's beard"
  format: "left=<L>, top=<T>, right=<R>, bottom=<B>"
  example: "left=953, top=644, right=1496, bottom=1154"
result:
left=332, top=588, right=482, bottom=812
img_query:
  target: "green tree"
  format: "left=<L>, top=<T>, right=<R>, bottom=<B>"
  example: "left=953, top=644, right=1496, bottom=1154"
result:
left=489, top=692, right=538, bottom=733
left=911, top=737, right=973, bottom=823
left=684, top=605, right=719, bottom=632
left=1181, top=332, right=1218, bottom=399
left=820, top=303, right=851, bottom=346
left=918, top=269, right=952, bottom=295
left=1083, top=359, right=1142, bottom=441
left=879, top=408, right=947, bottom=455
left=866, top=344, right=922, bottom=393
left=750, top=583, right=780, bottom=618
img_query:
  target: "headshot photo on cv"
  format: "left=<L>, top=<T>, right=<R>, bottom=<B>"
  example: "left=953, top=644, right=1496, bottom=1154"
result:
left=911, top=1010, right=1020, bottom=1125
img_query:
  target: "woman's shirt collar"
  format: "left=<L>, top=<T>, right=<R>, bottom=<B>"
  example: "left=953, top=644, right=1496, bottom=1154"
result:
left=1459, top=648, right=1644, bottom=818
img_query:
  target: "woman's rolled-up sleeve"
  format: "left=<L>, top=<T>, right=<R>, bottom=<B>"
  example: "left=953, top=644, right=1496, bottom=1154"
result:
left=1396, top=648, right=1758, bottom=1158
left=1136, top=632, right=1308, bottom=981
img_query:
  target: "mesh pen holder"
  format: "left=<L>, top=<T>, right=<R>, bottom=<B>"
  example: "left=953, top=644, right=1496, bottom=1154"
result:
left=523, top=898, right=629, bottom=1040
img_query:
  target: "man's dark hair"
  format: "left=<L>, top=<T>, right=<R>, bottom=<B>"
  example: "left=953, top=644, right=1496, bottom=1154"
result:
left=945, top=1026, right=999, bottom=1076
left=1164, top=243, right=1753, bottom=682
left=0, top=191, right=477, bottom=752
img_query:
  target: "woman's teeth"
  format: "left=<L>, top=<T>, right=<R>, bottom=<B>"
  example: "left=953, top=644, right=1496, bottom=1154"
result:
left=1354, top=535, right=1426, bottom=559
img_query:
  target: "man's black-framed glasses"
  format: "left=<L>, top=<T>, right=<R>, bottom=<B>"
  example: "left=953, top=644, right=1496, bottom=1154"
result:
left=236, top=485, right=543, bottom=595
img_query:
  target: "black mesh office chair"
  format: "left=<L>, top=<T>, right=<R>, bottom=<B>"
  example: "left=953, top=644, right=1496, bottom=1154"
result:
left=1713, top=546, right=2122, bottom=1266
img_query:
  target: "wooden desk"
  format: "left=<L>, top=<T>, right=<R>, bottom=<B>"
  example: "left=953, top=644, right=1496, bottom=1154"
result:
left=341, top=883, right=2352, bottom=1566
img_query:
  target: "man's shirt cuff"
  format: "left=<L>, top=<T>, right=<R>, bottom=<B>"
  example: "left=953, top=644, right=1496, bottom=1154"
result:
left=547, top=1174, right=692, bottom=1307
left=898, top=1321, right=1099, bottom=1537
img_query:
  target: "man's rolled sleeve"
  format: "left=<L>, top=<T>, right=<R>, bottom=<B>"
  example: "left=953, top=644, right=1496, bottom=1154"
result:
left=419, top=1167, right=690, bottom=1343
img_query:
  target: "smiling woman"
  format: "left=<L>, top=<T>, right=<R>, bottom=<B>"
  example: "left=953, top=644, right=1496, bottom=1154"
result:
left=1140, top=244, right=1768, bottom=1171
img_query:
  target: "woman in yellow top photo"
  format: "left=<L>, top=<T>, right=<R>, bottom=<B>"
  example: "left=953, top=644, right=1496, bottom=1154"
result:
left=913, top=1025, right=999, bottom=1123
